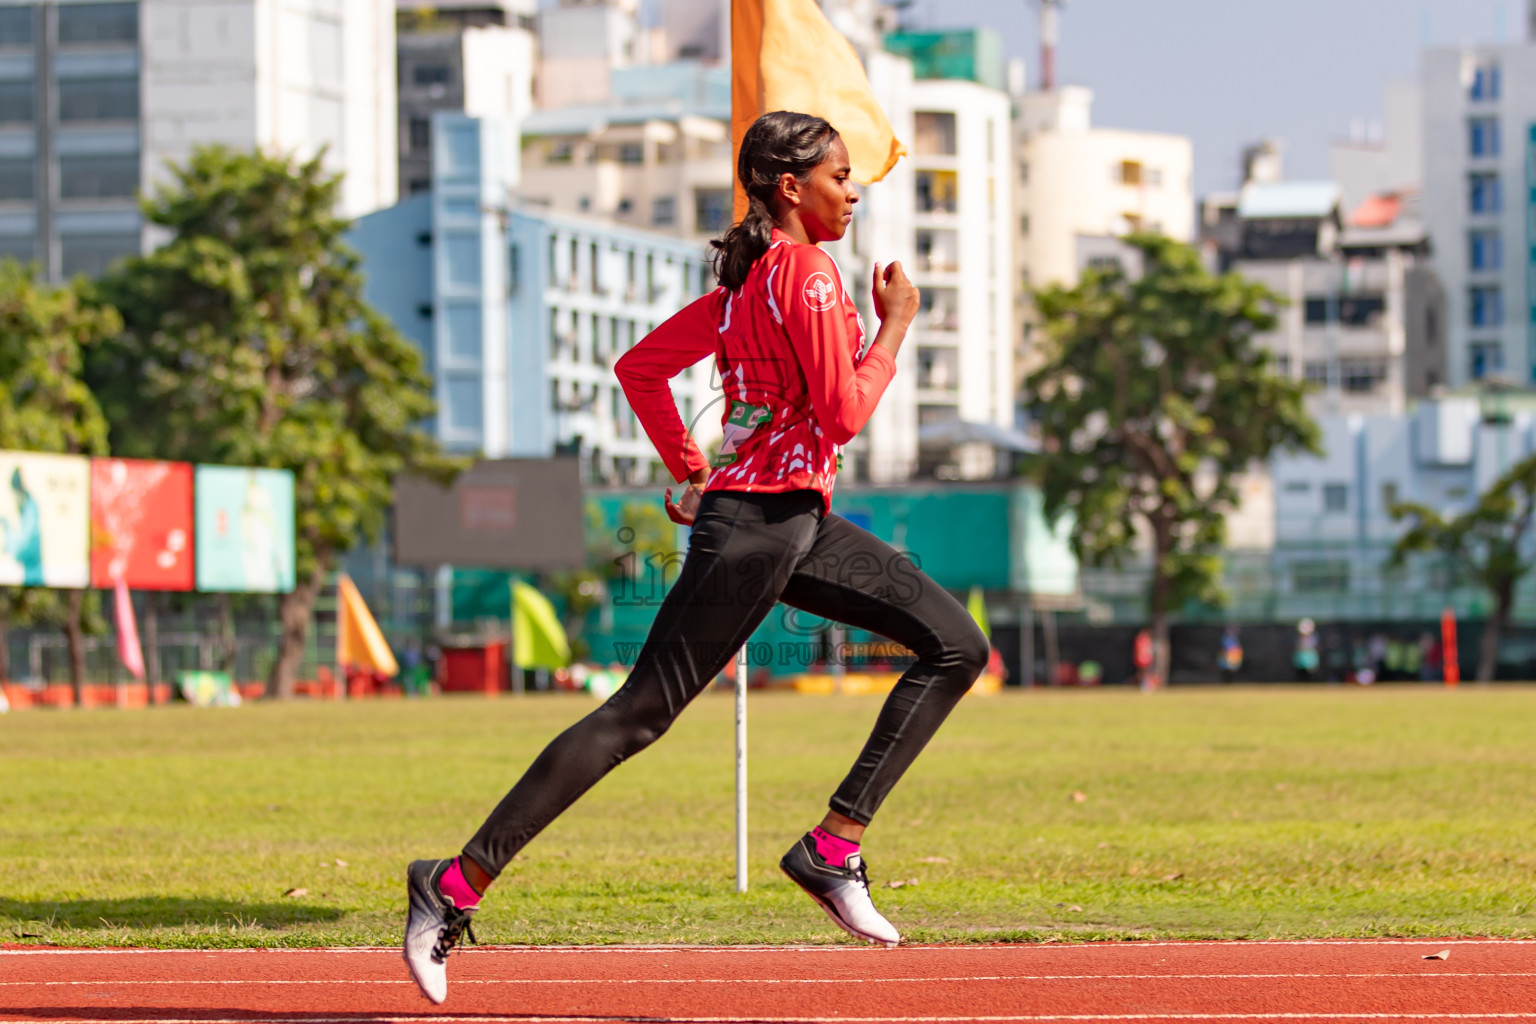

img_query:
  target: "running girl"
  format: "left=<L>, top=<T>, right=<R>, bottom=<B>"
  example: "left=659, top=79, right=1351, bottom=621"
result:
left=404, top=110, right=990, bottom=1005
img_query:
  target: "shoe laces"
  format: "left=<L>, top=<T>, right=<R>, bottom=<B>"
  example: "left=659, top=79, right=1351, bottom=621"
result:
left=850, top=856, right=872, bottom=895
left=430, top=904, right=478, bottom=965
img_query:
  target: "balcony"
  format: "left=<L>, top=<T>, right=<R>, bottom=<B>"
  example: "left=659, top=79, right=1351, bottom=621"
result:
left=915, top=169, right=958, bottom=216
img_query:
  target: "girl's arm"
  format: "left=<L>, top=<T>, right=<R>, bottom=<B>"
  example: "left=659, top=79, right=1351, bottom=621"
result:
left=779, top=248, right=910, bottom=445
left=614, top=291, right=721, bottom=483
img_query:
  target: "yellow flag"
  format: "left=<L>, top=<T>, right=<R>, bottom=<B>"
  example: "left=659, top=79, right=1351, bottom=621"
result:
left=336, top=573, right=399, bottom=677
left=731, top=0, right=906, bottom=221
left=511, top=580, right=572, bottom=670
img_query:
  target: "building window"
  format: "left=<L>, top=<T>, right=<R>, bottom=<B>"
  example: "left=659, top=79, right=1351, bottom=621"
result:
left=1147, top=167, right=1164, bottom=187
left=1303, top=360, right=1330, bottom=388
left=59, top=232, right=138, bottom=277
left=618, top=143, right=643, bottom=165
left=0, top=234, right=34, bottom=261
left=1117, top=160, right=1143, bottom=185
left=57, top=3, right=138, bottom=45
left=1322, top=483, right=1349, bottom=513
left=1303, top=294, right=1386, bottom=326
left=445, top=305, right=481, bottom=360
left=408, top=117, right=430, bottom=153
left=912, top=111, right=956, bottom=156
left=1340, top=358, right=1387, bottom=393
left=0, top=80, right=32, bottom=124
left=1469, top=285, right=1503, bottom=327
left=0, top=7, right=32, bottom=47
left=1470, top=341, right=1505, bottom=379
left=694, top=188, right=731, bottom=235
left=651, top=195, right=676, bottom=227
left=1469, top=60, right=1501, bottom=101
left=1469, top=228, right=1503, bottom=271
left=547, top=141, right=574, bottom=164
left=444, top=375, right=482, bottom=434
left=616, top=197, right=633, bottom=215
left=413, top=64, right=451, bottom=86
left=59, top=154, right=139, bottom=199
left=58, top=76, right=139, bottom=122
left=919, top=287, right=959, bottom=331
left=0, top=157, right=32, bottom=201
left=1468, top=172, right=1502, bottom=214
left=1468, top=117, right=1501, bottom=159
left=1292, top=560, right=1350, bottom=593
left=1381, top=481, right=1399, bottom=509
left=444, top=234, right=480, bottom=288
left=915, top=169, right=958, bottom=214
left=407, top=177, right=429, bottom=195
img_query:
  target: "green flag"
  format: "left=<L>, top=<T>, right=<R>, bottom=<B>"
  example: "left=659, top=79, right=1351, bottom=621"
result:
left=966, top=586, right=990, bottom=640
left=511, top=580, right=572, bottom=669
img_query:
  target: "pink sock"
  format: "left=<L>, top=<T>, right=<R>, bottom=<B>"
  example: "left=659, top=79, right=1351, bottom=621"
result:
left=439, top=858, right=482, bottom=910
left=811, top=826, right=861, bottom=865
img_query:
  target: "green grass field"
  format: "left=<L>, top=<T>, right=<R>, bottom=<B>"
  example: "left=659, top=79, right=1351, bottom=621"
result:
left=2, top=686, right=1534, bottom=948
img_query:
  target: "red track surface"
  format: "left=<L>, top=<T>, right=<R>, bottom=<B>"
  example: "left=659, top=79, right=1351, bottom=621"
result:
left=2, top=940, right=1532, bottom=1023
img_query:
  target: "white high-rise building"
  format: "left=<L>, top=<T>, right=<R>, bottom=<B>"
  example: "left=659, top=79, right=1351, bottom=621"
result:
left=536, top=0, right=647, bottom=109
left=396, top=1, right=536, bottom=198
left=1013, top=87, right=1194, bottom=294
left=1422, top=28, right=1536, bottom=385
left=907, top=78, right=1014, bottom=479
left=0, top=0, right=397, bottom=281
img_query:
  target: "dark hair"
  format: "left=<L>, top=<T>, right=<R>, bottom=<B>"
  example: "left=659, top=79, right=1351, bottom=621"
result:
left=710, top=111, right=839, bottom=291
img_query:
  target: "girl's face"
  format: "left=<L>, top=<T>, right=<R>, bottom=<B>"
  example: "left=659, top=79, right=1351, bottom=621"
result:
left=793, top=136, right=859, bottom=243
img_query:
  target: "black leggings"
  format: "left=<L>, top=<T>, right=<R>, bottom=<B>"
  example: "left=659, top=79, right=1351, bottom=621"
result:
left=463, top=489, right=989, bottom=879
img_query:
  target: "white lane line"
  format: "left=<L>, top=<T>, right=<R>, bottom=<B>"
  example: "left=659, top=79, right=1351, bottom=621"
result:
left=3, top=972, right=1535, bottom=987
left=5, top=1014, right=1536, bottom=1024
left=4, top=939, right=1535, bottom=956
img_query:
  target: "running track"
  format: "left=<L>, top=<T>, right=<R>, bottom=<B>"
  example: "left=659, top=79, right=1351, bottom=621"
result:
left=2, top=940, right=1532, bottom=1023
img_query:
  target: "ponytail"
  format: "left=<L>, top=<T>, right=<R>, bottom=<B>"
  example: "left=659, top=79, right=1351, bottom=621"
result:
left=710, top=111, right=838, bottom=292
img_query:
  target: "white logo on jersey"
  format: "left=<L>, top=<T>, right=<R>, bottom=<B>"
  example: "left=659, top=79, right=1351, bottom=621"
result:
left=802, top=271, right=838, bottom=312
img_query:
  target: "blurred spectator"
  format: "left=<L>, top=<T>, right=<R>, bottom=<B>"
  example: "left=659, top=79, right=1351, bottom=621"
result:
left=1218, top=625, right=1243, bottom=683
left=1384, top=635, right=1406, bottom=681
left=1133, top=628, right=1156, bottom=691
left=1424, top=633, right=1443, bottom=682
left=1293, top=619, right=1319, bottom=682
left=1401, top=635, right=1422, bottom=680
left=1368, top=633, right=1388, bottom=680
left=1352, top=635, right=1375, bottom=685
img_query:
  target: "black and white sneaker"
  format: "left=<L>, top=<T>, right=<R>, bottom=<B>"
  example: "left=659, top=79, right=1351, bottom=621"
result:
left=403, top=858, right=478, bottom=1004
left=780, top=832, right=900, bottom=947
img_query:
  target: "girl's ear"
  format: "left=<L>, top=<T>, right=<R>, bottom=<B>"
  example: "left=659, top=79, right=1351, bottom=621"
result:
left=777, top=171, right=802, bottom=207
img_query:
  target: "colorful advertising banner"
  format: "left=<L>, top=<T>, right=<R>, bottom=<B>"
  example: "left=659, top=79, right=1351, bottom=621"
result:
left=194, top=466, right=296, bottom=594
left=0, top=451, right=90, bottom=588
left=90, top=458, right=194, bottom=590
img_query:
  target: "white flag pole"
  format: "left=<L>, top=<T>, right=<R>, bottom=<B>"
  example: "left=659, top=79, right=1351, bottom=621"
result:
left=734, top=642, right=748, bottom=893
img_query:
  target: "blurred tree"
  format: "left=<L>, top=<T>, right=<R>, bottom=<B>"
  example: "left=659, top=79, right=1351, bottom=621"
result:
left=1027, top=234, right=1318, bottom=685
left=0, top=261, right=116, bottom=699
left=87, top=147, right=463, bottom=699
left=1391, top=453, right=1536, bottom=683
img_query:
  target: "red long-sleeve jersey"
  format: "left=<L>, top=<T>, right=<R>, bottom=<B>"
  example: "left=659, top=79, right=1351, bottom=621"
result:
left=614, top=229, right=896, bottom=509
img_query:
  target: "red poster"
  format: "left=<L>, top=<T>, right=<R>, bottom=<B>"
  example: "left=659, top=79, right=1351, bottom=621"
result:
left=90, top=458, right=195, bottom=590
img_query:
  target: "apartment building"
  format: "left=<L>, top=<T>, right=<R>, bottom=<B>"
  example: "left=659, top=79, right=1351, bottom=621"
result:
left=515, top=62, right=732, bottom=242
left=906, top=76, right=1015, bottom=478
left=353, top=114, right=719, bottom=485
left=1422, top=23, right=1536, bottom=385
left=0, top=0, right=396, bottom=281
left=396, top=0, right=535, bottom=197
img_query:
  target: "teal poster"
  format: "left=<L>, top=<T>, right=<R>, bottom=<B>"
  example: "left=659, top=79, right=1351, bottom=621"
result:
left=195, top=466, right=296, bottom=593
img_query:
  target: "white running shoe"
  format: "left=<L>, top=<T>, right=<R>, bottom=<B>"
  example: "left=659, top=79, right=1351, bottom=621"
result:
left=403, top=858, right=477, bottom=1004
left=780, top=832, right=901, bottom=947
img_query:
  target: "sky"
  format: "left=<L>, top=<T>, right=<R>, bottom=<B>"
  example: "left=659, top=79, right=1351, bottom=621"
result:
left=905, top=0, right=1520, bottom=196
